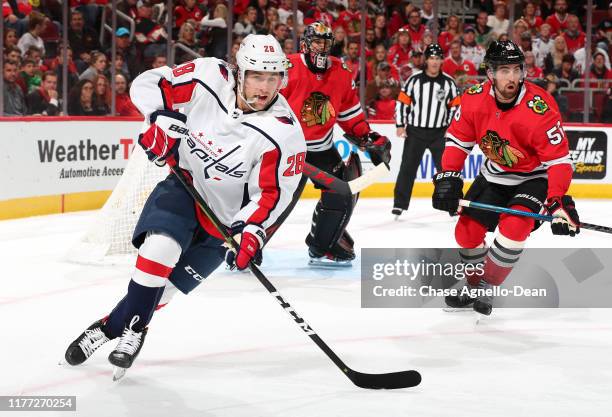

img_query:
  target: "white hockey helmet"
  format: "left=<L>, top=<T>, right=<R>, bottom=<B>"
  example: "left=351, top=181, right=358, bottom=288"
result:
left=235, top=34, right=288, bottom=109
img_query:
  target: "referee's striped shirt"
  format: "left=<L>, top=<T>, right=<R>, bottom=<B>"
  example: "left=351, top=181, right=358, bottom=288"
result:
left=395, top=70, right=460, bottom=129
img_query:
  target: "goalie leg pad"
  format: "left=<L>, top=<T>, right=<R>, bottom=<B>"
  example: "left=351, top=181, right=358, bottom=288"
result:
left=307, top=151, right=362, bottom=259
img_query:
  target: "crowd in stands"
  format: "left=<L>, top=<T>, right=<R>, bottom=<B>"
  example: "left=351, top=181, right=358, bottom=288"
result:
left=2, top=0, right=612, bottom=121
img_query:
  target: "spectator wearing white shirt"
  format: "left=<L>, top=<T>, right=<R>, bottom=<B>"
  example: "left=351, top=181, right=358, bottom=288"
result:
left=533, top=23, right=554, bottom=68
left=17, top=11, right=46, bottom=58
left=461, top=26, right=486, bottom=71
left=278, top=0, right=304, bottom=26
left=487, top=3, right=509, bottom=39
left=234, top=6, right=258, bottom=36
left=574, top=43, right=611, bottom=75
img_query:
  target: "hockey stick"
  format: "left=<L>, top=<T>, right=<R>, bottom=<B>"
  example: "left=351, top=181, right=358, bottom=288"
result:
left=303, top=161, right=390, bottom=195
left=459, top=199, right=612, bottom=234
left=171, top=167, right=422, bottom=389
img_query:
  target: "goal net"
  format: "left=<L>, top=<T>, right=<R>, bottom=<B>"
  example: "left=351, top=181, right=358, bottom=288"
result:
left=67, top=146, right=169, bottom=265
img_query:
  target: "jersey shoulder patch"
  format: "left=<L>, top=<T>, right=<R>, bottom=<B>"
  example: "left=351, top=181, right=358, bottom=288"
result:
left=218, top=62, right=229, bottom=81
left=526, top=94, right=550, bottom=115
left=466, top=83, right=484, bottom=95
left=275, top=114, right=296, bottom=125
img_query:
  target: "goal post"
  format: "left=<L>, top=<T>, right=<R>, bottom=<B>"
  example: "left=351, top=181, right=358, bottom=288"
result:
left=67, top=146, right=169, bottom=265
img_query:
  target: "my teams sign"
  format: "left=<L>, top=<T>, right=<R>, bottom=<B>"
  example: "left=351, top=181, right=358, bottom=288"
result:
left=567, top=130, right=607, bottom=180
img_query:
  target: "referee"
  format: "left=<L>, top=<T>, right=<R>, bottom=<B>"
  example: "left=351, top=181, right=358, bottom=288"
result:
left=393, top=44, right=460, bottom=219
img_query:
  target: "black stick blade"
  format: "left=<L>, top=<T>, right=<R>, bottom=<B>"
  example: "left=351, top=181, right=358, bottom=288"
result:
left=347, top=369, right=422, bottom=390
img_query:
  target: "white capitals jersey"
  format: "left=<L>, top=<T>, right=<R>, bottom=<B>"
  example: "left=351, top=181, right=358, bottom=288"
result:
left=130, top=57, right=306, bottom=237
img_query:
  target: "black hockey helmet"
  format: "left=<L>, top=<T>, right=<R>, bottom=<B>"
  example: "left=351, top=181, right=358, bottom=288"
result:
left=424, top=43, right=444, bottom=59
left=301, top=21, right=334, bottom=73
left=484, top=40, right=525, bottom=70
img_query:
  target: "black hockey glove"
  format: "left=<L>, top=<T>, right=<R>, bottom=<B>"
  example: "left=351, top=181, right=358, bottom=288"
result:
left=432, top=171, right=463, bottom=215
left=547, top=195, right=580, bottom=236
left=345, top=132, right=391, bottom=166
left=363, top=131, right=391, bottom=166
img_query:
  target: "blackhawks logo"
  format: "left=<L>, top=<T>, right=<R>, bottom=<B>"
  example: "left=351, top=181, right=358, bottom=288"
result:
left=466, top=83, right=483, bottom=95
left=480, top=130, right=525, bottom=168
left=527, top=95, right=549, bottom=115
left=301, top=92, right=336, bottom=127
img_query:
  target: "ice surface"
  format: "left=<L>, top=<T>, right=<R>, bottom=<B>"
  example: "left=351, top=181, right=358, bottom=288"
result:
left=1, top=198, right=611, bottom=417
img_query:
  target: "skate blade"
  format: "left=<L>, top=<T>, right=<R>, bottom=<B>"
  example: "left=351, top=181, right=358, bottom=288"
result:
left=394, top=215, right=401, bottom=221
left=308, top=258, right=353, bottom=268
left=443, top=307, right=473, bottom=313
left=474, top=311, right=492, bottom=324
left=112, top=366, right=127, bottom=381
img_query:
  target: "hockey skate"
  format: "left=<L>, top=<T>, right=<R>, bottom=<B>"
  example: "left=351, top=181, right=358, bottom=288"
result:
left=108, top=316, right=148, bottom=381
left=443, top=286, right=476, bottom=313
left=63, top=319, right=113, bottom=366
left=391, top=208, right=404, bottom=221
left=306, top=233, right=355, bottom=268
left=473, top=280, right=494, bottom=321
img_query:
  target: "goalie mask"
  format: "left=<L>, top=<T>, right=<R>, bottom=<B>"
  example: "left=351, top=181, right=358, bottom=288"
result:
left=301, top=21, right=334, bottom=73
left=235, top=34, right=288, bottom=111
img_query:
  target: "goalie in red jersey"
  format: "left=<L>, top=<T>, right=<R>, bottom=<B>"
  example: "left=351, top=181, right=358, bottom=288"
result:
left=432, top=40, right=580, bottom=316
left=280, top=22, right=391, bottom=266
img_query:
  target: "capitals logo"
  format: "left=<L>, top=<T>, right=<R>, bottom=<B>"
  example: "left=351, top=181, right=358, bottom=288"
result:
left=187, top=132, right=246, bottom=179
left=527, top=95, right=549, bottom=115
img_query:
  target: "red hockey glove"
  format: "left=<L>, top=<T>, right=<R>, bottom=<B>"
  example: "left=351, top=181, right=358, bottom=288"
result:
left=138, top=110, right=188, bottom=167
left=225, top=222, right=265, bottom=270
left=432, top=171, right=463, bottom=214
left=547, top=195, right=580, bottom=236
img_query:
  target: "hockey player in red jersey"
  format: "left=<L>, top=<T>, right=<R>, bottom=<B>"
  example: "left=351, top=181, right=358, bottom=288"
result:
left=432, top=40, right=579, bottom=316
left=280, top=21, right=391, bottom=266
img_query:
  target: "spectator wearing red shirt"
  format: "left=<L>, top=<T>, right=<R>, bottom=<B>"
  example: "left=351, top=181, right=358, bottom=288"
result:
left=114, top=73, right=140, bottom=116
left=524, top=50, right=543, bottom=79
left=388, top=28, right=412, bottom=70
left=337, top=0, right=372, bottom=41
left=521, top=1, right=543, bottom=32
left=545, top=0, right=572, bottom=36
left=442, top=40, right=477, bottom=87
left=401, top=9, right=426, bottom=51
left=175, top=0, right=204, bottom=29
left=438, top=14, right=462, bottom=53
left=562, top=14, right=585, bottom=54
left=365, top=61, right=400, bottom=104
left=304, top=0, right=334, bottom=28
left=368, top=81, right=397, bottom=121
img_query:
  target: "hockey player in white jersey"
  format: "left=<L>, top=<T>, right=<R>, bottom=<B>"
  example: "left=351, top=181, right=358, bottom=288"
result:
left=63, top=34, right=306, bottom=378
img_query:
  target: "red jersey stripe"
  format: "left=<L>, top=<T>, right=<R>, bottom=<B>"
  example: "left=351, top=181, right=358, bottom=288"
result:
left=248, top=148, right=281, bottom=225
left=136, top=255, right=173, bottom=278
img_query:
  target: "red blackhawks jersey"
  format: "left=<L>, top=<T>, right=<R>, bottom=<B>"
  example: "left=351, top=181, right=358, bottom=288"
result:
left=443, top=80, right=573, bottom=198
left=280, top=54, right=369, bottom=151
